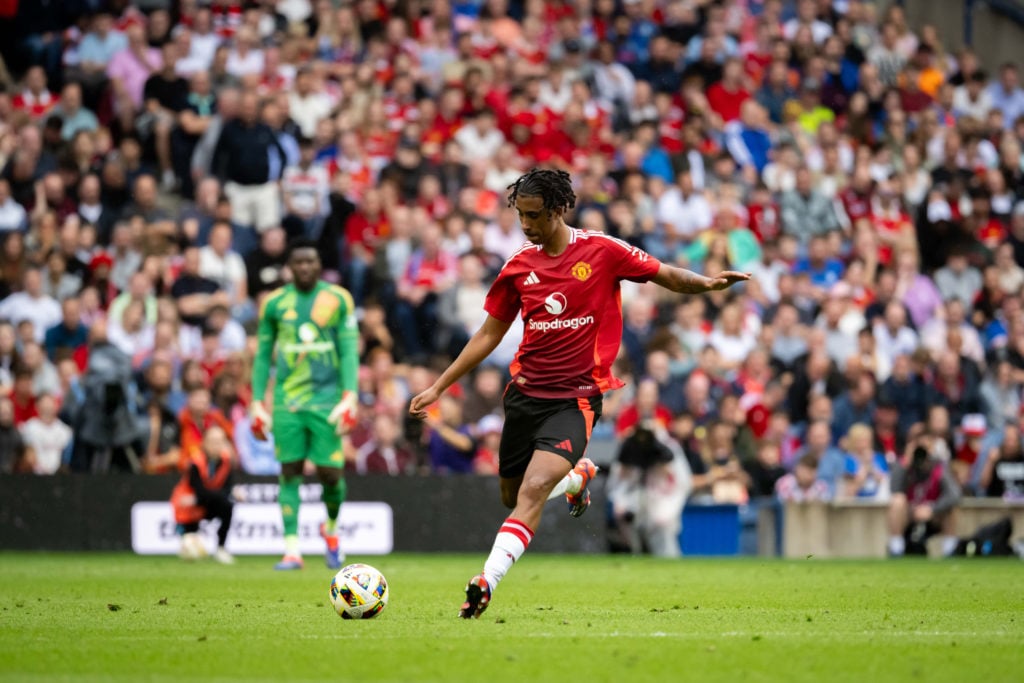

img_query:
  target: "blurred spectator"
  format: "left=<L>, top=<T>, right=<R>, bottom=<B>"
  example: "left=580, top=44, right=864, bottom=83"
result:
left=179, top=385, right=234, bottom=465
left=745, top=441, right=787, bottom=498
left=18, top=393, right=71, bottom=475
left=212, top=92, right=284, bottom=231
left=0, top=396, right=33, bottom=473
left=839, top=423, right=890, bottom=500
left=0, top=268, right=61, bottom=342
left=472, top=414, right=503, bottom=476
left=44, top=297, right=88, bottom=364
left=775, top=453, right=832, bottom=502
left=781, top=168, right=839, bottom=247
left=350, top=414, right=415, bottom=476
left=395, top=223, right=456, bottom=361
left=424, top=392, right=475, bottom=475
left=980, top=424, right=1024, bottom=500
left=171, top=424, right=236, bottom=564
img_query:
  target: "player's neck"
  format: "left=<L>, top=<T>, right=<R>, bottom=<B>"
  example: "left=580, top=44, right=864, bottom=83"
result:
left=541, top=222, right=571, bottom=257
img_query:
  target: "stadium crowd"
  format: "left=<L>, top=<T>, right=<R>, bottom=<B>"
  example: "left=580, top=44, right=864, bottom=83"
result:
left=0, top=0, right=1022, bottom=522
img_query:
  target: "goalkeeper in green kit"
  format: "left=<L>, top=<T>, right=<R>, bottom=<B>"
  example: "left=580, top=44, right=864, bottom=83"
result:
left=251, top=239, right=359, bottom=571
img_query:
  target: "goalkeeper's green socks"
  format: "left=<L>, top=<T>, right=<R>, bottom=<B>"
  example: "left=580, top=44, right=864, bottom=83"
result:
left=279, top=475, right=303, bottom=556
left=321, top=479, right=347, bottom=535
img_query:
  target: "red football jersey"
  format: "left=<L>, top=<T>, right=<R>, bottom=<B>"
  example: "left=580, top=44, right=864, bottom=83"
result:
left=484, top=229, right=662, bottom=399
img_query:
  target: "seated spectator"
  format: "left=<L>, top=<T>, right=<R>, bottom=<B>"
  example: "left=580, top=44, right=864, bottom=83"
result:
left=0, top=179, right=28, bottom=233
left=775, top=454, right=832, bottom=502
left=980, top=360, right=1021, bottom=436
left=0, top=395, right=34, bottom=473
left=107, top=300, right=155, bottom=360
left=953, top=413, right=987, bottom=489
left=424, top=392, right=475, bottom=475
left=472, top=415, right=503, bottom=476
left=171, top=246, right=230, bottom=328
left=933, top=250, right=982, bottom=308
left=394, top=224, right=456, bottom=361
left=745, top=441, right=787, bottom=498
left=615, top=378, right=674, bottom=437
left=794, top=234, right=845, bottom=294
left=980, top=424, right=1024, bottom=500
left=18, top=393, right=72, bottom=475
left=888, top=434, right=962, bottom=557
left=41, top=251, right=82, bottom=302
left=839, top=424, right=891, bottom=500
left=350, top=414, right=415, bottom=476
left=800, top=419, right=847, bottom=496
left=0, top=268, right=62, bottom=343
left=780, top=169, right=839, bottom=247
left=199, top=221, right=250, bottom=320
left=44, top=297, right=88, bottom=365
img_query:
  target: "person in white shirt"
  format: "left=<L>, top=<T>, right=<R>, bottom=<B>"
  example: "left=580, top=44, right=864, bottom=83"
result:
left=107, top=299, right=155, bottom=360
left=198, top=220, right=249, bottom=318
left=188, top=7, right=221, bottom=69
left=225, top=27, right=264, bottom=78
left=0, top=179, right=27, bottom=232
left=952, top=72, right=993, bottom=122
left=287, top=67, right=333, bottom=139
left=0, top=268, right=61, bottom=343
left=20, top=394, right=72, bottom=474
left=872, top=301, right=920, bottom=367
left=655, top=171, right=713, bottom=243
left=454, top=109, right=507, bottom=163
left=783, top=0, right=833, bottom=44
left=281, top=137, right=331, bottom=238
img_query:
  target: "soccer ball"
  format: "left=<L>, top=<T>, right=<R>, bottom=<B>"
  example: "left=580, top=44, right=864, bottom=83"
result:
left=329, top=563, right=389, bottom=619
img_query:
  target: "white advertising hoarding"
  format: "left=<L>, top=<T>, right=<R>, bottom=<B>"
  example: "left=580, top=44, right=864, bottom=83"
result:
left=131, top=500, right=394, bottom=555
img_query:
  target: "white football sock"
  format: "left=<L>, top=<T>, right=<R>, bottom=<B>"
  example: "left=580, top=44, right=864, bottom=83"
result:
left=285, top=534, right=301, bottom=557
left=546, top=471, right=583, bottom=500
left=888, top=535, right=905, bottom=556
left=482, top=518, right=534, bottom=590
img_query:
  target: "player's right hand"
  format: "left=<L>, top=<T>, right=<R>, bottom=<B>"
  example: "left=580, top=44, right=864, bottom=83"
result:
left=250, top=402, right=272, bottom=441
left=408, top=386, right=442, bottom=420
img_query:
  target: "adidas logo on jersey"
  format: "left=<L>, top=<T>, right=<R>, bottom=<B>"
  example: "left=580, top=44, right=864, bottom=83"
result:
left=524, top=271, right=540, bottom=286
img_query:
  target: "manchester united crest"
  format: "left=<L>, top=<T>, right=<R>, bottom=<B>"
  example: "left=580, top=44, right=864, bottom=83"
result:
left=571, top=261, right=592, bottom=282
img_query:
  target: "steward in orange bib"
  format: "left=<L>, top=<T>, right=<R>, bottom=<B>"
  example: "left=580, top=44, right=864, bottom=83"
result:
left=171, top=425, right=237, bottom=563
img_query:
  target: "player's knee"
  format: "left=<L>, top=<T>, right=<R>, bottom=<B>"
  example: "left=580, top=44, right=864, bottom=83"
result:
left=518, top=474, right=555, bottom=506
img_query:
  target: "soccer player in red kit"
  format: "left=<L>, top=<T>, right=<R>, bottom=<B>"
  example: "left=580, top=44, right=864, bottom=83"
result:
left=409, top=169, right=749, bottom=618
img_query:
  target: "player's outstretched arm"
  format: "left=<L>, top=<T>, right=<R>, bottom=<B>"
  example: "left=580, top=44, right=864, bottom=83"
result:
left=409, top=314, right=513, bottom=419
left=651, top=264, right=751, bottom=294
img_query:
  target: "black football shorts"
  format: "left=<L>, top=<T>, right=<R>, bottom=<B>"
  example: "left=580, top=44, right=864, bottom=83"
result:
left=498, top=383, right=603, bottom=479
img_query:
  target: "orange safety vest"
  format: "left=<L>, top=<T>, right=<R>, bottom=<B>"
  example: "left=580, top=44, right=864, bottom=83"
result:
left=170, top=450, right=233, bottom=524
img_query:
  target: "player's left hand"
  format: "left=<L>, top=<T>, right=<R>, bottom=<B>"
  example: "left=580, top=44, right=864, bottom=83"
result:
left=706, top=271, right=751, bottom=291
left=327, top=391, right=358, bottom=435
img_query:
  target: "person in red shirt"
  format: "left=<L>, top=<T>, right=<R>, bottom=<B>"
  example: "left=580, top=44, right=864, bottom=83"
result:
left=409, top=169, right=748, bottom=618
left=11, top=368, right=38, bottom=426
left=394, top=223, right=457, bottom=360
left=343, top=188, right=389, bottom=305
left=706, top=58, right=752, bottom=124
left=11, top=66, right=57, bottom=120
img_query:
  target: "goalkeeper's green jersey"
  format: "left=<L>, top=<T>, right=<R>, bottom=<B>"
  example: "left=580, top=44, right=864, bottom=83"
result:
left=252, top=281, right=359, bottom=412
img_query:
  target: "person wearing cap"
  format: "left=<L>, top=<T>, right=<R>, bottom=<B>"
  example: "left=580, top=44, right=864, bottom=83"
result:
left=473, top=414, right=504, bottom=475
left=953, top=413, right=988, bottom=490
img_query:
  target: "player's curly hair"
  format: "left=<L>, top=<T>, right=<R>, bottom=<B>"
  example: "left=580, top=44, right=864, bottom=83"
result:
left=506, top=168, right=576, bottom=213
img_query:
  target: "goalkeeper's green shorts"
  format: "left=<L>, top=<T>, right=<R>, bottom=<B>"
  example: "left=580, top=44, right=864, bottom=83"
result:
left=273, top=408, right=344, bottom=468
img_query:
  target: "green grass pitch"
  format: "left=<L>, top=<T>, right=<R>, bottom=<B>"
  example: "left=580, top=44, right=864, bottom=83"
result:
left=1, top=553, right=1021, bottom=683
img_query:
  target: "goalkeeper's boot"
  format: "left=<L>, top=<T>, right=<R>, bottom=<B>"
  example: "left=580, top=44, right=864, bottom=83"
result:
left=566, top=457, right=598, bottom=518
left=320, top=522, right=344, bottom=570
left=458, top=575, right=492, bottom=619
left=274, top=555, right=305, bottom=571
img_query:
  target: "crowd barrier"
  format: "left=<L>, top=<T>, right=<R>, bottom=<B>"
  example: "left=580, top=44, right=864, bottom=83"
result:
left=3, top=476, right=1020, bottom=558
left=761, top=500, right=1024, bottom=559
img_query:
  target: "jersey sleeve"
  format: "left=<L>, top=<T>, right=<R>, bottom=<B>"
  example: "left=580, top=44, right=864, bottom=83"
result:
left=251, top=291, right=279, bottom=402
left=334, top=286, right=359, bottom=396
left=599, top=235, right=662, bottom=283
left=483, top=265, right=522, bottom=323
